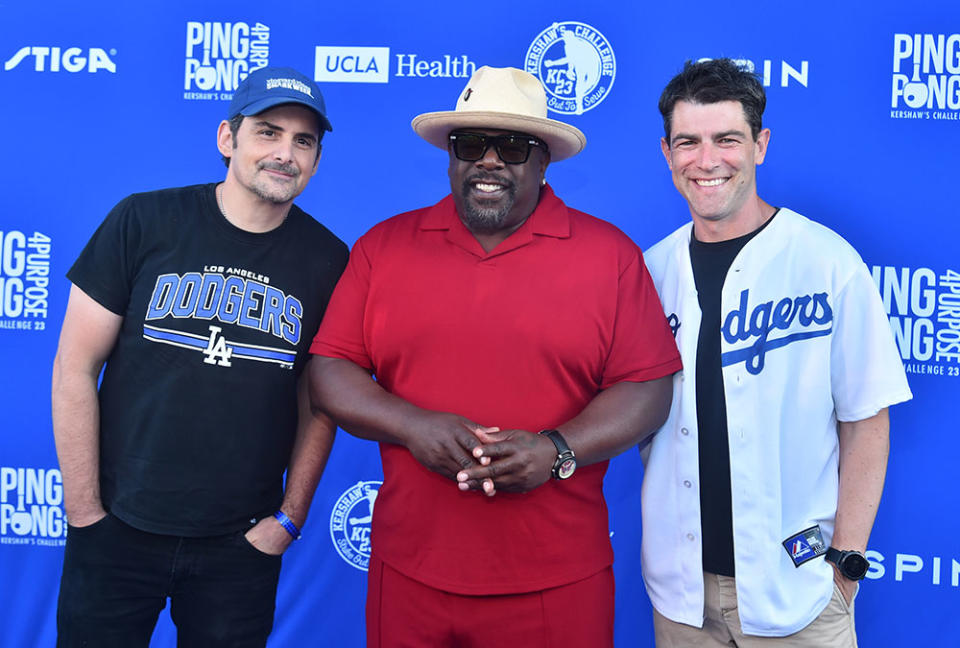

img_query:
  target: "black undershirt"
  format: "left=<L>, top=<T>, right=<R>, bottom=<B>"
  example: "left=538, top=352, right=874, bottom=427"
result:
left=689, top=211, right=777, bottom=577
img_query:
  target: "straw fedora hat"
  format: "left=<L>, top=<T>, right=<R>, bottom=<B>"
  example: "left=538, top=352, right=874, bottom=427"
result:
left=411, top=66, right=586, bottom=161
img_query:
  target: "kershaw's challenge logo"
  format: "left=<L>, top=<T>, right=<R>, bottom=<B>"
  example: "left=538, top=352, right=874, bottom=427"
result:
left=142, top=269, right=302, bottom=368
left=330, top=481, right=380, bottom=571
left=525, top=21, right=616, bottom=115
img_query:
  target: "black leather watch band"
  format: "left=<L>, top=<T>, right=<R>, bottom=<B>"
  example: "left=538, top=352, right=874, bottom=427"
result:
left=539, top=429, right=577, bottom=480
left=825, top=546, right=869, bottom=581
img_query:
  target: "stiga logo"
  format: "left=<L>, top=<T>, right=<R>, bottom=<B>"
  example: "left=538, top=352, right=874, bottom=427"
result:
left=184, top=21, right=269, bottom=100
left=0, top=230, right=51, bottom=332
left=0, top=467, right=66, bottom=546
left=871, top=265, right=960, bottom=376
left=525, top=21, right=616, bottom=115
left=3, top=46, right=116, bottom=73
left=330, top=480, right=380, bottom=571
left=891, top=33, right=960, bottom=120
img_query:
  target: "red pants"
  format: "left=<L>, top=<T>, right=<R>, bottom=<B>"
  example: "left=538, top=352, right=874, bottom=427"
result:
left=366, top=556, right=614, bottom=648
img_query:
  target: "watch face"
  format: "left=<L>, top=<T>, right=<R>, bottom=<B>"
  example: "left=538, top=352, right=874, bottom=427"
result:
left=557, top=457, right=577, bottom=479
left=842, top=552, right=870, bottom=579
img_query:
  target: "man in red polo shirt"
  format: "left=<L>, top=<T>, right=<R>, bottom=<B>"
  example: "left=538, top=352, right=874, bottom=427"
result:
left=309, top=66, right=681, bottom=647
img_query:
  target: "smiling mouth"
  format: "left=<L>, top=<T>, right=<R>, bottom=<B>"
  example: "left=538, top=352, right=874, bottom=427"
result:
left=258, top=162, right=299, bottom=179
left=465, top=174, right=513, bottom=200
left=695, top=178, right=728, bottom=187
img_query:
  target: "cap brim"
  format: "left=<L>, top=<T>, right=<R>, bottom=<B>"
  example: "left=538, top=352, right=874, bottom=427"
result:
left=238, top=97, right=333, bottom=132
left=411, top=110, right=585, bottom=161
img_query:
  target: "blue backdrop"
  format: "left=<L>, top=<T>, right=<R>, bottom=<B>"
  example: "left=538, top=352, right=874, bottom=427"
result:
left=1, top=1, right=958, bottom=646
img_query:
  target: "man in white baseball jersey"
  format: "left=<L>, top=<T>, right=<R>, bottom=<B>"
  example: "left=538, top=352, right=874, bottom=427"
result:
left=640, top=58, right=912, bottom=646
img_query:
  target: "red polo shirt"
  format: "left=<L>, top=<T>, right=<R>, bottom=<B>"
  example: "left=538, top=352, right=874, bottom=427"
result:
left=311, top=186, right=681, bottom=594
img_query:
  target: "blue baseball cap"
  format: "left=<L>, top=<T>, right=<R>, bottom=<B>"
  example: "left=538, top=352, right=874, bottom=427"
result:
left=228, top=66, right=332, bottom=132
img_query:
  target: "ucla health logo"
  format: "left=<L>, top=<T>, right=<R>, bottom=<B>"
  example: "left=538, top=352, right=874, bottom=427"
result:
left=525, top=22, right=616, bottom=115
left=313, top=45, right=476, bottom=83
left=0, top=467, right=66, bottom=547
left=4, top=46, right=115, bottom=73
left=184, top=21, right=269, bottom=100
left=891, top=33, right=960, bottom=121
left=0, top=230, right=51, bottom=332
left=330, top=480, right=380, bottom=571
left=720, top=289, right=833, bottom=375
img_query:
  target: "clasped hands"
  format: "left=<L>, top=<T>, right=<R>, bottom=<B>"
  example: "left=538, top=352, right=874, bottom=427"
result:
left=404, top=412, right=559, bottom=497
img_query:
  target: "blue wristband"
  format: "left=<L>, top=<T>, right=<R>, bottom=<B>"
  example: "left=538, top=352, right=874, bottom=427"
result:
left=273, top=510, right=301, bottom=540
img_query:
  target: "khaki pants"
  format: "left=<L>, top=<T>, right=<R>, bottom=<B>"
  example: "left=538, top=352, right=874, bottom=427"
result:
left=653, top=572, right=857, bottom=648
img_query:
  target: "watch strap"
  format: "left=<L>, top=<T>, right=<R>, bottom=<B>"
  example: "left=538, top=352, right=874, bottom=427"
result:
left=539, top=429, right=576, bottom=479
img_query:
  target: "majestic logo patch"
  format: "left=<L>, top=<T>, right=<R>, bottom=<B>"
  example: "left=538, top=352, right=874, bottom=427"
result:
left=720, top=289, right=833, bottom=374
left=524, top=21, right=615, bottom=115
left=330, top=480, right=381, bottom=572
left=782, top=525, right=827, bottom=567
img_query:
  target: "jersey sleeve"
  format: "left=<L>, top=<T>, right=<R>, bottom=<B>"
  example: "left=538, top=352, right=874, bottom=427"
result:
left=600, top=244, right=683, bottom=388
left=66, top=195, right=140, bottom=316
left=830, top=260, right=913, bottom=421
left=309, top=233, right=374, bottom=370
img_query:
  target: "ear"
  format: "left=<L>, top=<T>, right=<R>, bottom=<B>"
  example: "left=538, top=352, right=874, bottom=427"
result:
left=660, top=137, right=673, bottom=170
left=754, top=128, right=771, bottom=165
left=216, top=120, right=235, bottom=158
left=538, top=150, right=551, bottom=183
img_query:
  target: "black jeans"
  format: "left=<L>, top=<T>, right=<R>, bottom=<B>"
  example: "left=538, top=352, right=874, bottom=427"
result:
left=56, top=513, right=282, bottom=648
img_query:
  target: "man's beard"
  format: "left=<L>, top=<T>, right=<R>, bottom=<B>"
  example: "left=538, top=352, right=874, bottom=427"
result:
left=459, top=174, right=516, bottom=234
left=250, top=161, right=302, bottom=204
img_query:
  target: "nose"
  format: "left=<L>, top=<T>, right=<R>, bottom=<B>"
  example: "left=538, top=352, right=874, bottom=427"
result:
left=696, top=142, right=720, bottom=169
left=272, top=136, right=296, bottom=164
left=475, top=144, right=504, bottom=170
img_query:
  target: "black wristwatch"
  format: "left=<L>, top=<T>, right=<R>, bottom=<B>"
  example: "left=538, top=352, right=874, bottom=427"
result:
left=825, top=547, right=869, bottom=581
left=539, top=429, right=577, bottom=480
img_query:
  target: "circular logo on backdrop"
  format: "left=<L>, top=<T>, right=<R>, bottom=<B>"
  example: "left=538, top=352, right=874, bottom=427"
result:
left=525, top=21, right=616, bottom=115
left=329, top=480, right=381, bottom=571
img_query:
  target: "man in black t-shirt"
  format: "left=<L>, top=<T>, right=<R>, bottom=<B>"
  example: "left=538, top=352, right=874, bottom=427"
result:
left=51, top=66, right=348, bottom=648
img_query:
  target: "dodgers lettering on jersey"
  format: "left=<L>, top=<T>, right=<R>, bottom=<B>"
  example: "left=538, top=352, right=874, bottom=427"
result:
left=146, top=271, right=302, bottom=344
left=141, top=271, right=303, bottom=369
left=719, top=288, right=833, bottom=374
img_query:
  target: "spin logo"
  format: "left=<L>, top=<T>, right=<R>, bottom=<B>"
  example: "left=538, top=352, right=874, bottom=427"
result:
left=0, top=467, right=66, bottom=546
left=871, top=265, right=960, bottom=376
left=330, top=480, right=380, bottom=571
left=184, top=21, right=269, bottom=100
left=891, top=33, right=960, bottom=120
left=698, top=57, right=809, bottom=89
left=525, top=21, right=616, bottom=115
left=865, top=548, right=960, bottom=588
left=3, top=46, right=116, bottom=73
left=0, top=230, right=51, bottom=332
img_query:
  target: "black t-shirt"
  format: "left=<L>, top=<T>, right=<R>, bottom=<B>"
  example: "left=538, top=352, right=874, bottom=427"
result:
left=689, top=212, right=776, bottom=576
left=68, top=183, right=348, bottom=536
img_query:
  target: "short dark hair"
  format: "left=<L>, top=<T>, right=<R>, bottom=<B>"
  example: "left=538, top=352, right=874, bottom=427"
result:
left=220, top=111, right=324, bottom=168
left=658, top=58, right=766, bottom=142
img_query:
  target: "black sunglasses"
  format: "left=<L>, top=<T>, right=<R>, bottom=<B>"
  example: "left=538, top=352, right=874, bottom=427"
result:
left=448, top=132, right=549, bottom=165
